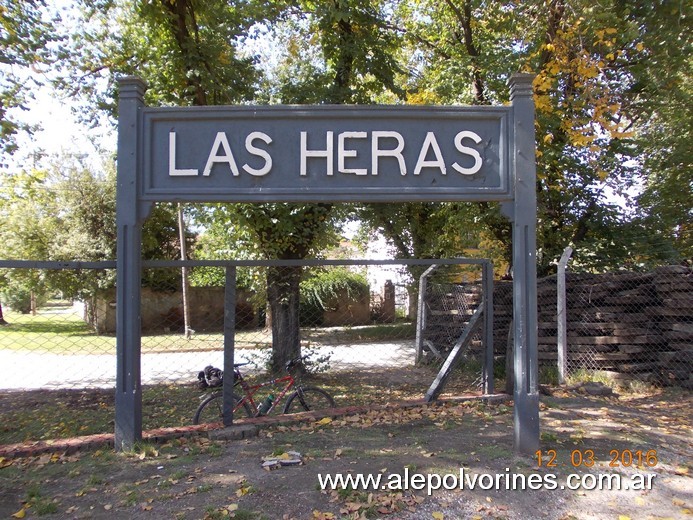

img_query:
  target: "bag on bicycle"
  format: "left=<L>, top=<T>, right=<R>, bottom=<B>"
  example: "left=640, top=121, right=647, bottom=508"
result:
left=197, top=365, right=223, bottom=389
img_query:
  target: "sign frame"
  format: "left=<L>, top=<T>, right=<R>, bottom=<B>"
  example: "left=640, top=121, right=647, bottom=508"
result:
left=115, top=74, right=540, bottom=455
left=139, top=105, right=512, bottom=203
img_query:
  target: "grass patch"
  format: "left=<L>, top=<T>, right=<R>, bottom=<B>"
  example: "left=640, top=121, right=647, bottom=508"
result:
left=25, top=485, right=59, bottom=515
left=0, top=384, right=201, bottom=445
left=1, top=305, right=415, bottom=355
left=0, top=366, right=479, bottom=446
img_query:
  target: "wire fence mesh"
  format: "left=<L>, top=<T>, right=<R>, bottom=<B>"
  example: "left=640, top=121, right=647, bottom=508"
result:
left=535, top=264, right=692, bottom=389
left=0, top=260, right=491, bottom=443
left=1, top=259, right=691, bottom=444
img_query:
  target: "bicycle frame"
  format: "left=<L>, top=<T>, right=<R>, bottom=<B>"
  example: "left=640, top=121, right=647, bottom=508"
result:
left=233, top=369, right=296, bottom=417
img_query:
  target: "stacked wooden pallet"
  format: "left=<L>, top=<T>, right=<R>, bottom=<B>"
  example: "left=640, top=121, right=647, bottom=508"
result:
left=651, top=266, right=693, bottom=388
left=421, top=267, right=692, bottom=387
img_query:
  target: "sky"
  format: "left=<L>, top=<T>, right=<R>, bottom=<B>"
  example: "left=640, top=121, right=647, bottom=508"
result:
left=9, top=86, right=115, bottom=171
left=2, top=0, right=115, bottom=173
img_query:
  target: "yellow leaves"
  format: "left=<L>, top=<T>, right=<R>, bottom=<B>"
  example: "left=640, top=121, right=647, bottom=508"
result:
left=407, top=90, right=440, bottom=105
left=543, top=133, right=554, bottom=144
left=236, top=483, right=251, bottom=497
left=533, top=73, right=553, bottom=92
left=315, top=417, right=333, bottom=426
left=636, top=42, right=645, bottom=52
left=534, top=94, right=552, bottom=114
left=567, top=130, right=597, bottom=148
left=11, top=507, right=27, bottom=519
left=432, top=512, right=445, bottom=520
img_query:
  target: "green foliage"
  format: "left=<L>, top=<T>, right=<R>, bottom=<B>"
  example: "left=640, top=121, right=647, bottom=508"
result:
left=396, top=0, right=690, bottom=273
left=1, top=284, right=47, bottom=313
left=300, top=268, right=369, bottom=326
left=0, top=155, right=182, bottom=313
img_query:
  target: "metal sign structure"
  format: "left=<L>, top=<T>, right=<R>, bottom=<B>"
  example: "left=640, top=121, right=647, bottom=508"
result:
left=115, top=74, right=539, bottom=454
left=142, top=105, right=510, bottom=202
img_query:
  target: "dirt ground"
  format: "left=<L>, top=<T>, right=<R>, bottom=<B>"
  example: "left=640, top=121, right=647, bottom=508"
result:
left=1, top=387, right=691, bottom=520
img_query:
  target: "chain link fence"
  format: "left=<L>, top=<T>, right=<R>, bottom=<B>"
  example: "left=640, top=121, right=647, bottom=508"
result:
left=2, top=258, right=690, bottom=443
left=415, top=263, right=488, bottom=385
left=0, top=259, right=493, bottom=443
left=535, top=264, right=692, bottom=389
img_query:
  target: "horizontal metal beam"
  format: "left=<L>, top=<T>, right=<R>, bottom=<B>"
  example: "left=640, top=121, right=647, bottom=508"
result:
left=0, top=258, right=490, bottom=269
left=0, top=260, right=116, bottom=269
left=142, top=258, right=490, bottom=268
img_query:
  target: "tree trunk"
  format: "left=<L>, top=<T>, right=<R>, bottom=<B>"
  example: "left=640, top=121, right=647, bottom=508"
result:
left=267, top=265, right=302, bottom=374
left=0, top=301, right=7, bottom=325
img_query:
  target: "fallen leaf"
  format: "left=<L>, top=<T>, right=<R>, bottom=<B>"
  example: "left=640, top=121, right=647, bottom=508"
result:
left=315, top=417, right=333, bottom=426
left=104, top=504, right=113, bottom=511
left=432, top=512, right=444, bottom=520
left=11, top=507, right=26, bottom=519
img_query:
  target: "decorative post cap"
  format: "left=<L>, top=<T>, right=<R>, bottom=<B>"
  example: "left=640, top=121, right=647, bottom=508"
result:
left=509, top=73, right=535, bottom=101
left=117, top=76, right=148, bottom=100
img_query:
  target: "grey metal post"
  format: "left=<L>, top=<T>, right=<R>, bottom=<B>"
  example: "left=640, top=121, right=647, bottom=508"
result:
left=115, top=77, right=147, bottom=450
left=509, top=73, right=540, bottom=455
left=557, top=246, right=573, bottom=384
left=415, top=264, right=437, bottom=364
left=482, top=261, right=494, bottom=394
left=223, top=266, right=237, bottom=426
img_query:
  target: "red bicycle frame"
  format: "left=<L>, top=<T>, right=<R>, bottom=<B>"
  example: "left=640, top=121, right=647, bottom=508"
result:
left=233, top=369, right=296, bottom=417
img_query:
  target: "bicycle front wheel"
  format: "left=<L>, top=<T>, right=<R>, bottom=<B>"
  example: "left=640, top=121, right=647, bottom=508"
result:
left=282, top=386, right=335, bottom=414
left=193, top=392, right=252, bottom=425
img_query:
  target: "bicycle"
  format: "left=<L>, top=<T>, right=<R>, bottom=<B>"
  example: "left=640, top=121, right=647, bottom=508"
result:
left=193, top=355, right=336, bottom=425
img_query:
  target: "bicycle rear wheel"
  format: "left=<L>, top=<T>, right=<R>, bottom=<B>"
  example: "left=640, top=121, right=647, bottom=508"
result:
left=282, top=386, right=335, bottom=414
left=193, top=392, right=252, bottom=425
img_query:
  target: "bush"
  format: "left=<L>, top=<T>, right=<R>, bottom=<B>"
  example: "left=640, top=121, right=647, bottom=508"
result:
left=2, top=288, right=47, bottom=314
left=300, top=268, right=370, bottom=326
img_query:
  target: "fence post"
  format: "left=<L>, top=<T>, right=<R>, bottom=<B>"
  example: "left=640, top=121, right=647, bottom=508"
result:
left=557, top=246, right=573, bottom=385
left=115, top=77, right=148, bottom=451
left=482, top=261, right=495, bottom=394
left=415, top=264, right=438, bottom=364
left=223, top=266, right=237, bottom=426
left=509, top=73, right=540, bottom=456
